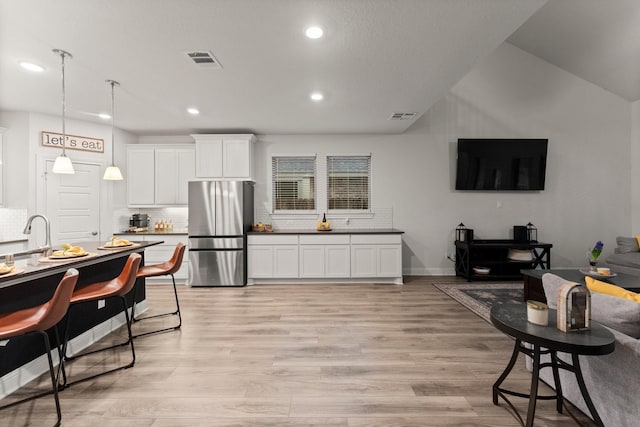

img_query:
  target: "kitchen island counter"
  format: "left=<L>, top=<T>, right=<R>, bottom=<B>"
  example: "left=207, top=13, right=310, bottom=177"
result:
left=0, top=240, right=162, bottom=289
left=0, top=240, right=162, bottom=382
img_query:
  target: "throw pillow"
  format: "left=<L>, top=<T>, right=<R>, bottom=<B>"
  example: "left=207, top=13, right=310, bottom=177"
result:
left=542, top=272, right=640, bottom=338
left=616, top=236, right=640, bottom=254
left=585, top=276, right=640, bottom=303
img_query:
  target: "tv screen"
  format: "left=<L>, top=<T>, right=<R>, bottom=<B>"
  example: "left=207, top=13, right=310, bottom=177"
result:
left=455, top=138, right=548, bottom=191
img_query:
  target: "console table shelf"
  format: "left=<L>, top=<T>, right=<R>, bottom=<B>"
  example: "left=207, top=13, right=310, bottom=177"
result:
left=455, top=239, right=552, bottom=282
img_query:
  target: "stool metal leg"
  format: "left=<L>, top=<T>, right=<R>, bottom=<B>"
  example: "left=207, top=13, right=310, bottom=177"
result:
left=132, top=274, right=182, bottom=338
left=61, top=296, right=135, bottom=387
left=0, top=331, right=63, bottom=427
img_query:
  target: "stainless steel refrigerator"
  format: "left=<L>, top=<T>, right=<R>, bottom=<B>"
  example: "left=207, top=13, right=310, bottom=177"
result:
left=188, top=181, right=254, bottom=286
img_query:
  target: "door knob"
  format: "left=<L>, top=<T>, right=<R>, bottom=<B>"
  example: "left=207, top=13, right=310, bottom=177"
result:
left=91, top=231, right=98, bottom=236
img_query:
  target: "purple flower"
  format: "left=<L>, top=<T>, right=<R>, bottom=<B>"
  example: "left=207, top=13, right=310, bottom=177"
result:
left=591, top=241, right=604, bottom=259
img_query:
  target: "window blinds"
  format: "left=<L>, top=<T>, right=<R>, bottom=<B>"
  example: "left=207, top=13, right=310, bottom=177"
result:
left=327, top=155, right=371, bottom=210
left=272, top=156, right=316, bottom=211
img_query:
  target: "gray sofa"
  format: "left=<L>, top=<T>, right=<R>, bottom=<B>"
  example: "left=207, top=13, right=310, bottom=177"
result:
left=527, top=273, right=640, bottom=426
left=604, top=236, right=640, bottom=276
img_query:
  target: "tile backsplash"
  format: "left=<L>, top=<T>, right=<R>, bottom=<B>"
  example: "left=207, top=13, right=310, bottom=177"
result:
left=115, top=207, right=189, bottom=233
left=0, top=208, right=28, bottom=240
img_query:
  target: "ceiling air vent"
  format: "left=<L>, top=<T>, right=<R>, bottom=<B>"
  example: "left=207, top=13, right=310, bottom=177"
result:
left=388, top=112, right=417, bottom=120
left=186, top=51, right=223, bottom=69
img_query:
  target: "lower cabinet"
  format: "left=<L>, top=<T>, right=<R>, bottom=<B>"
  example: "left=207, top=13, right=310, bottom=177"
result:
left=299, top=235, right=350, bottom=278
left=248, top=235, right=299, bottom=278
left=350, top=235, right=403, bottom=279
left=248, top=232, right=402, bottom=284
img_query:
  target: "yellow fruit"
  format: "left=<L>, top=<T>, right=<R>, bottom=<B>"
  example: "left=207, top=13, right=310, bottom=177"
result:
left=61, top=243, right=71, bottom=250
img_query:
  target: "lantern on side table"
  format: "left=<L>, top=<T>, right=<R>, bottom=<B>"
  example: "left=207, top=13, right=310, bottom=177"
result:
left=557, top=281, right=591, bottom=332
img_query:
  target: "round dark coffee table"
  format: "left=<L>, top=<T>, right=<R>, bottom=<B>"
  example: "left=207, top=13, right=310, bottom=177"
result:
left=490, top=303, right=615, bottom=427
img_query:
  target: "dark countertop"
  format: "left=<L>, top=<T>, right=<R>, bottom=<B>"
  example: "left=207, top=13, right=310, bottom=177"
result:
left=0, top=240, right=162, bottom=289
left=247, top=228, right=404, bottom=235
left=114, top=230, right=188, bottom=236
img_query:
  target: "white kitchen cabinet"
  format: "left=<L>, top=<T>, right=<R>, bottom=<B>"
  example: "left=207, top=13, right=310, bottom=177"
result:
left=154, top=148, right=195, bottom=205
left=192, top=134, right=254, bottom=180
left=299, top=234, right=350, bottom=278
left=127, top=147, right=155, bottom=206
left=248, top=235, right=298, bottom=279
left=114, top=234, right=189, bottom=281
left=351, top=234, right=402, bottom=281
left=127, top=145, right=195, bottom=207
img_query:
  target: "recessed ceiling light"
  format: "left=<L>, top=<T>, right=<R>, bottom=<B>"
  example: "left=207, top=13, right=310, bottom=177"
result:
left=98, top=113, right=111, bottom=120
left=187, top=107, right=200, bottom=115
left=310, top=92, right=324, bottom=101
left=305, top=26, right=324, bottom=39
left=19, top=61, right=45, bottom=72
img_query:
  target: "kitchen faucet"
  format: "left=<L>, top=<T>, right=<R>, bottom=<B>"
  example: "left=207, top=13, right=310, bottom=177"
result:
left=23, top=214, right=53, bottom=257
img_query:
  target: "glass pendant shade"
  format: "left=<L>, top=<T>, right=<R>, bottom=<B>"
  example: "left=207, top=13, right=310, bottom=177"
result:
left=103, top=165, right=123, bottom=180
left=104, top=79, right=123, bottom=180
left=52, top=154, right=75, bottom=174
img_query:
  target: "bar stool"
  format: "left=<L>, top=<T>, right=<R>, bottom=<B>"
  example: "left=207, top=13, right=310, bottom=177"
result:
left=61, top=253, right=141, bottom=388
left=0, top=268, right=79, bottom=427
left=131, top=242, right=185, bottom=338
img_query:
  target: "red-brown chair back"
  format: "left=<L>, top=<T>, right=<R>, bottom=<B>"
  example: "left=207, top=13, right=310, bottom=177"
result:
left=116, top=253, right=142, bottom=296
left=165, top=243, right=186, bottom=275
left=36, top=268, right=80, bottom=331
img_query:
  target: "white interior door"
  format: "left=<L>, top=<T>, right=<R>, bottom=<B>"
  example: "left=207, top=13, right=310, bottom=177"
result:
left=44, top=160, right=101, bottom=245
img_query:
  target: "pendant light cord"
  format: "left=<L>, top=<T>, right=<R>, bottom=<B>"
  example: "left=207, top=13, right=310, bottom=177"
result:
left=110, top=80, right=115, bottom=165
left=53, top=49, right=72, bottom=156
left=106, top=80, right=120, bottom=166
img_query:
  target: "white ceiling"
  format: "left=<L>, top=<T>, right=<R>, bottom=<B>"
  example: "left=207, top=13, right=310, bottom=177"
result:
left=0, top=0, right=546, bottom=135
left=507, top=0, right=640, bottom=103
left=4, top=1, right=639, bottom=136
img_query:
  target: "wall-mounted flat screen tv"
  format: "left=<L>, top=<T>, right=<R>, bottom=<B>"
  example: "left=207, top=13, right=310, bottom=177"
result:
left=455, top=138, right=548, bottom=191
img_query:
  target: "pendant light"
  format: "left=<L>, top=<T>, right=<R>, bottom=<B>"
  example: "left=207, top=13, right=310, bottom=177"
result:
left=103, top=79, right=123, bottom=180
left=51, top=49, right=75, bottom=174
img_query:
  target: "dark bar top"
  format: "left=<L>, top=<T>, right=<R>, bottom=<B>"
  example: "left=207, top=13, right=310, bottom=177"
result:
left=247, top=228, right=404, bottom=235
left=114, top=230, right=188, bottom=235
left=0, top=240, right=162, bottom=289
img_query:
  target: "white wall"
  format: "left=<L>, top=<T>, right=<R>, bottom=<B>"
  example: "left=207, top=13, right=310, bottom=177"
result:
left=632, top=100, right=640, bottom=233
left=255, top=43, right=632, bottom=274
left=0, top=111, right=135, bottom=246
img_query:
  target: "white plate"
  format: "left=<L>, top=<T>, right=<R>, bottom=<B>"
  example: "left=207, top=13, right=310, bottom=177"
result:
left=579, top=268, right=617, bottom=279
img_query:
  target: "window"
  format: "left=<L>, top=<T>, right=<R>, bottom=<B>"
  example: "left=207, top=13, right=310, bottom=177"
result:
left=272, top=156, right=316, bottom=211
left=327, top=155, right=371, bottom=211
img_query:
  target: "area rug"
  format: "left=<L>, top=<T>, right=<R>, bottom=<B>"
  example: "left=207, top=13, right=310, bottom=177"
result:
left=433, top=282, right=523, bottom=323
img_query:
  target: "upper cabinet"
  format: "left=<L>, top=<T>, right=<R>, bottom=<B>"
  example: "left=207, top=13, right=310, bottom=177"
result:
left=191, top=134, right=255, bottom=180
left=127, top=145, right=195, bottom=207
left=155, top=148, right=196, bottom=205
left=127, top=147, right=156, bottom=206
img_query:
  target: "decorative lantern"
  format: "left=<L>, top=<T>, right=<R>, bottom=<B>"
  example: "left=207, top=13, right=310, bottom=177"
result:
left=455, top=223, right=473, bottom=242
left=526, top=222, right=538, bottom=243
left=557, top=281, right=590, bottom=332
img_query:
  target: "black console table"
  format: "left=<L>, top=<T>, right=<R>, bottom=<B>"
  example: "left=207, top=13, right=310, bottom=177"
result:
left=455, top=239, right=552, bottom=282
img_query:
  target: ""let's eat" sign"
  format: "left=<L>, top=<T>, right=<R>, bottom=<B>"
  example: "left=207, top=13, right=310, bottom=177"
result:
left=41, top=131, right=104, bottom=153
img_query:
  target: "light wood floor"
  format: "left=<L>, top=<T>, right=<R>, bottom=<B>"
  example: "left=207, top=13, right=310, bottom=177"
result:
left=5, top=276, right=596, bottom=426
